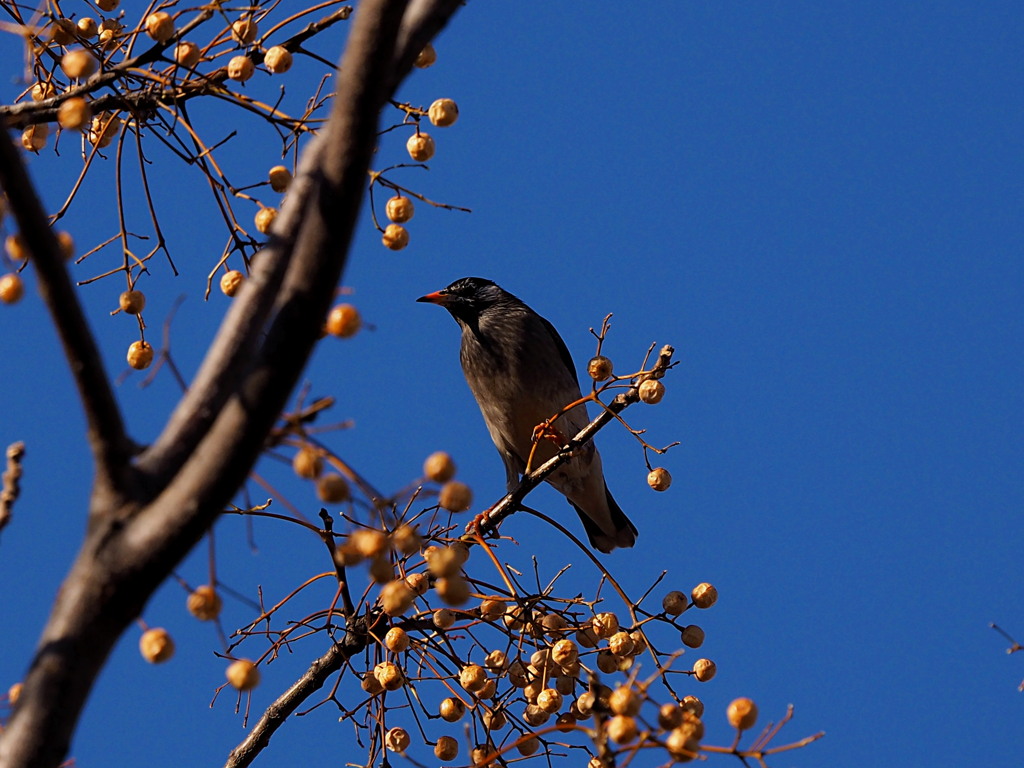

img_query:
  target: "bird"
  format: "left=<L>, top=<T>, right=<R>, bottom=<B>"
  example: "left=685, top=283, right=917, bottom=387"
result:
left=417, top=277, right=637, bottom=553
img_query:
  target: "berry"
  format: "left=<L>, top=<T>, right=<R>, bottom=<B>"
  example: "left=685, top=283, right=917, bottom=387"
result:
left=385, top=195, right=414, bottom=223
left=405, top=132, right=435, bottom=162
left=227, top=55, right=254, bottom=82
left=647, top=467, right=672, bottom=491
left=428, top=98, right=459, bottom=127
left=61, top=49, right=97, bottom=79
left=638, top=378, right=665, bottom=403
left=588, top=355, right=613, bottom=381
left=57, top=97, right=91, bottom=131
left=434, top=736, right=459, bottom=760
left=268, top=165, right=292, bottom=192
left=439, top=696, right=465, bottom=721
left=681, top=624, right=705, bottom=648
left=316, top=473, right=349, bottom=502
left=220, top=270, right=244, bottom=297
left=662, top=590, right=688, bottom=615
left=384, top=626, right=409, bottom=653
left=254, top=206, right=277, bottom=234
left=127, top=341, right=154, bottom=370
left=139, top=628, right=174, bottom=663
left=264, top=46, right=292, bottom=74
left=423, top=450, right=455, bottom=482
left=231, top=19, right=258, bottom=45
left=691, top=582, right=718, bottom=609
left=325, top=303, right=361, bottom=337
left=187, top=585, right=222, bottom=621
left=381, top=223, right=409, bottom=250
left=119, top=290, right=145, bottom=314
left=726, top=697, right=758, bottom=731
left=438, top=480, right=472, bottom=512
left=414, top=43, right=436, bottom=68
left=0, top=274, right=24, bottom=304
left=226, top=659, right=260, bottom=690
left=145, top=12, right=174, bottom=43
left=21, top=125, right=48, bottom=152
left=292, top=446, right=323, bottom=479
left=379, top=580, right=415, bottom=616
left=692, top=658, right=716, bottom=682
left=174, top=41, right=200, bottom=68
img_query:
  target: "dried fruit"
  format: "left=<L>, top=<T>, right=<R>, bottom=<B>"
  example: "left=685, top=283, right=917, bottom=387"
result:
left=139, top=627, right=175, bottom=663
left=666, top=728, right=700, bottom=761
left=692, top=658, right=716, bottom=682
left=88, top=114, right=121, bottom=148
left=608, top=630, right=635, bottom=657
left=406, top=132, right=435, bottom=162
left=484, top=648, right=507, bottom=671
left=292, top=446, right=323, bottom=479
left=682, top=695, right=704, bottom=718
left=588, top=355, right=613, bottom=381
left=96, top=0, right=119, bottom=10
left=647, top=467, right=672, bottom=491
left=662, top=590, right=688, bottom=615
left=127, top=341, right=154, bottom=370
left=726, top=697, right=758, bottom=730
left=49, top=18, right=77, bottom=45
left=325, top=303, right=361, bottom=337
left=536, top=687, right=563, bottom=714
left=0, top=274, right=24, bottom=305
left=639, top=378, right=665, bottom=404
left=592, top=612, right=619, bottom=639
left=385, top=195, right=414, bottom=223
left=187, top=585, right=222, bottom=621
left=381, top=223, right=409, bottom=250
left=226, top=659, right=260, bottom=690
left=691, top=582, right=718, bottom=609
left=220, top=270, right=244, bottom=297
left=373, top=661, right=404, bottom=690
left=21, top=124, right=48, bottom=152
left=379, top=579, right=415, bottom=616
left=385, top=727, right=410, bottom=753
left=57, top=97, right=91, bottom=130
left=517, top=736, right=540, bottom=756
left=437, top=575, right=470, bottom=605
left=434, top=736, right=459, bottom=760
left=31, top=82, right=55, bottom=102
left=264, top=46, right=292, bottom=74
left=174, top=41, right=200, bottom=68
left=423, top=450, right=455, bottom=482
left=681, top=624, right=704, bottom=648
left=316, top=473, right=349, bottom=503
left=361, top=674, right=383, bottom=695
left=268, top=165, right=292, bottom=192
left=61, top=49, right=97, bottom=79
left=119, top=290, right=145, bottom=315
left=390, top=523, right=420, bottom=554
left=77, top=17, right=98, bottom=38
left=384, top=626, right=409, bottom=653
left=56, top=231, right=74, bottom=261
left=607, top=714, right=638, bottom=744
left=414, top=43, right=436, bottom=68
left=551, top=638, right=578, bottom=667
left=439, top=696, right=465, bottom=722
left=227, top=55, right=254, bottom=82
left=428, top=98, right=459, bottom=127
left=432, top=607, right=455, bottom=629
left=232, top=19, right=258, bottom=44
left=658, top=703, right=684, bottom=730
left=145, top=12, right=174, bottom=43
left=254, top=206, right=277, bottom=234
left=8, top=682, right=22, bottom=704
left=438, top=480, right=472, bottom=512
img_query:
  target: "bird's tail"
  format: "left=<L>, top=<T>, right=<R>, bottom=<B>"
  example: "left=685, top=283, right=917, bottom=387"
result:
left=570, top=483, right=637, bottom=554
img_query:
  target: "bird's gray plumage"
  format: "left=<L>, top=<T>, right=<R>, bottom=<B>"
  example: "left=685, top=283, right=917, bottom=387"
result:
left=418, top=277, right=637, bottom=553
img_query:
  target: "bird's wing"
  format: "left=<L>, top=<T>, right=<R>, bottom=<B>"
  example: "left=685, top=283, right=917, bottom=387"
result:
left=537, top=314, right=580, bottom=387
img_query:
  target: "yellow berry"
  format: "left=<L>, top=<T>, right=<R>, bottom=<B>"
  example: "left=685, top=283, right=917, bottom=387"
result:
left=423, top=450, right=455, bottom=482
left=691, top=582, right=718, bottom=609
left=439, top=696, right=465, bottom=721
left=608, top=630, right=635, bottom=656
left=692, top=658, right=716, bottom=682
left=379, top=579, right=416, bottom=616
left=316, top=473, right=349, bottom=502
left=254, top=206, right=277, bottom=234
left=5, top=234, right=27, bottom=261
left=381, top=223, right=409, bottom=250
left=268, top=165, right=292, bottom=192
left=434, top=736, right=459, bottom=760
left=127, top=341, right=154, bottom=370
left=264, top=46, right=292, bottom=74
left=174, top=41, right=200, bottom=68
left=61, top=49, right=97, bottom=79
left=647, top=467, right=672, bottom=491
left=414, top=42, right=436, bottom=68
left=292, top=446, right=323, bottom=479
left=232, top=19, right=258, bottom=45
left=139, top=627, right=174, bottom=663
left=726, top=697, right=758, bottom=730
left=187, top=585, right=222, bottom=621
left=145, top=12, right=174, bottom=43
left=428, top=98, right=459, bottom=127
left=405, top=132, right=435, bottom=162
left=226, top=659, right=260, bottom=690
left=0, top=274, right=24, bottom=304
left=325, top=303, right=361, bottom=337
left=57, top=97, right=91, bottom=131
left=438, top=480, right=472, bottom=512
left=220, top=270, right=244, bottom=297
left=21, top=124, right=48, bottom=152
left=638, top=378, right=665, bottom=404
left=227, top=55, right=254, bottom=82
left=385, top=195, right=414, bottom=223
left=119, top=290, right=145, bottom=314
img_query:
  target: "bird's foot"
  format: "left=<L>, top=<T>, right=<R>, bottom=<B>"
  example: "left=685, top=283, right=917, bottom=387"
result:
left=466, top=507, right=498, bottom=539
left=532, top=420, right=568, bottom=448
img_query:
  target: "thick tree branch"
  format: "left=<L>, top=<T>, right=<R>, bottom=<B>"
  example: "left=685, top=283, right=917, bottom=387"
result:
left=0, top=129, right=133, bottom=497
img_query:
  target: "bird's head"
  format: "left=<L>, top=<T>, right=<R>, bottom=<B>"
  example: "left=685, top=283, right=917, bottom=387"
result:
left=417, top=277, right=514, bottom=324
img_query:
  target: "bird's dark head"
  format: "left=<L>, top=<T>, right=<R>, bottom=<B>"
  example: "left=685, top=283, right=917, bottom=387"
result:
left=417, top=277, right=516, bottom=324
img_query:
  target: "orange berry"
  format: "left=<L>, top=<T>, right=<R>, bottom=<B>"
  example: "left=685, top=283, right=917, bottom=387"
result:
left=647, top=467, right=672, bottom=491
left=292, top=446, right=323, bottom=479
left=691, top=582, right=718, bottom=609
left=226, top=659, right=260, bottom=690
left=187, top=585, right=222, bottom=621
left=423, top=450, right=455, bottom=482
left=220, top=270, right=244, bottom=297
left=438, top=480, right=472, bottom=512
left=414, top=43, right=436, bottom=68
left=0, top=273, right=24, bottom=304
left=726, top=697, right=758, bottom=731
left=385, top=195, right=414, bottom=223
left=119, top=290, right=145, bottom=314
left=325, top=303, right=361, bottom=337
left=174, top=41, right=200, bottom=68
left=405, top=132, right=435, bottom=162
left=692, top=658, right=716, bottom=682
left=638, top=378, right=665, bottom=404
left=428, top=98, right=459, bottom=127
left=127, top=341, right=154, bottom=370
left=254, top=206, right=277, bottom=234
left=381, top=223, right=409, bottom=250
left=57, top=97, right=91, bottom=131
left=139, top=627, right=174, bottom=663
left=60, top=49, right=97, bottom=79
left=231, top=19, right=258, bottom=45
left=268, top=165, right=292, bottom=192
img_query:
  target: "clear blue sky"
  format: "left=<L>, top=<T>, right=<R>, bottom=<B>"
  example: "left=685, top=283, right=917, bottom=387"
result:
left=1, top=2, right=1021, bottom=767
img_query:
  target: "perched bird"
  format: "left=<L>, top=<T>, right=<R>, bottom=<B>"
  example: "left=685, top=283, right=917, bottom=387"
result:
left=417, top=277, right=637, bottom=553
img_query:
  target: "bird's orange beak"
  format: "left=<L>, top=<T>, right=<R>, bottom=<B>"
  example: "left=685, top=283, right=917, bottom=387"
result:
left=416, top=290, right=450, bottom=305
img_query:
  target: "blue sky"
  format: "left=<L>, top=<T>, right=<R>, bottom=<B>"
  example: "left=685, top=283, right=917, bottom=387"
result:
left=1, top=2, right=1022, bottom=767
